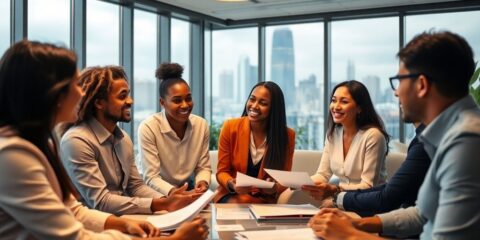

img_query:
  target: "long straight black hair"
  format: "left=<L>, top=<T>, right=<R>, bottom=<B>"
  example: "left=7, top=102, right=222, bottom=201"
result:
left=0, top=40, right=78, bottom=200
left=242, top=81, right=289, bottom=170
left=327, top=80, right=390, bottom=148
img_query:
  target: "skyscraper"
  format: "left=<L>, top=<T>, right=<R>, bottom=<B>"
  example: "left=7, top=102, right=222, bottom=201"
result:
left=219, top=70, right=234, bottom=100
left=347, top=59, right=355, bottom=80
left=270, top=28, right=295, bottom=108
left=237, top=55, right=258, bottom=102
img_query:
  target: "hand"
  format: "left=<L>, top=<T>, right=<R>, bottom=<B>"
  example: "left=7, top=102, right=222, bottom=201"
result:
left=230, top=179, right=253, bottom=194
left=308, top=208, right=361, bottom=240
left=320, top=198, right=334, bottom=208
left=195, top=181, right=209, bottom=193
left=302, top=183, right=337, bottom=201
left=152, top=184, right=202, bottom=212
left=105, top=216, right=161, bottom=238
left=123, top=219, right=162, bottom=238
left=171, top=217, right=209, bottom=240
left=168, top=183, right=195, bottom=196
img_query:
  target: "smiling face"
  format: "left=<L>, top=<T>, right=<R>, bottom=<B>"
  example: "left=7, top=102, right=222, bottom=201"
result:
left=101, top=78, right=133, bottom=123
left=330, top=86, right=360, bottom=128
left=245, top=86, right=271, bottom=124
left=160, top=82, right=193, bottom=125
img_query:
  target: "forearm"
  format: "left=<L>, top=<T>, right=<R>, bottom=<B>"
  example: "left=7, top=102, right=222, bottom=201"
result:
left=353, top=216, right=383, bottom=233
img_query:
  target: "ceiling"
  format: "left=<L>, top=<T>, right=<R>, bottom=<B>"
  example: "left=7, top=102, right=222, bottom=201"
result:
left=154, top=0, right=460, bottom=21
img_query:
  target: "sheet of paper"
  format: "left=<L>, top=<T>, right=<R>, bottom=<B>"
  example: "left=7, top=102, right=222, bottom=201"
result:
left=216, top=207, right=252, bottom=220
left=264, top=168, right=315, bottom=189
left=147, top=189, right=217, bottom=230
left=236, top=228, right=317, bottom=240
left=236, top=172, right=275, bottom=188
left=249, top=204, right=319, bottom=217
left=216, top=224, right=245, bottom=232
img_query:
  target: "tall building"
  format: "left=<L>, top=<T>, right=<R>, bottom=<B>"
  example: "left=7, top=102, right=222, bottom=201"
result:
left=270, top=28, right=295, bottom=108
left=219, top=70, right=234, bottom=100
left=362, top=75, right=380, bottom=103
left=237, top=55, right=258, bottom=102
left=347, top=59, right=355, bottom=80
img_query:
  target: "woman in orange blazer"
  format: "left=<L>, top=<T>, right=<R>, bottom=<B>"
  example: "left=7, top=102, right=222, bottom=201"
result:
left=214, top=81, right=295, bottom=203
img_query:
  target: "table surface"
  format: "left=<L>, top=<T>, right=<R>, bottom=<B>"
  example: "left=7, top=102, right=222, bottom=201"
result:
left=123, top=203, right=313, bottom=240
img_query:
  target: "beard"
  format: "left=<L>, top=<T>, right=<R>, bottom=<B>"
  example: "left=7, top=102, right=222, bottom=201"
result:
left=104, top=108, right=131, bottom=123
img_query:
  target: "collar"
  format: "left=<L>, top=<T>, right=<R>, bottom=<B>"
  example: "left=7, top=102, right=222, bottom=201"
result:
left=157, top=110, right=193, bottom=135
left=419, top=95, right=478, bottom=151
left=87, top=117, right=124, bottom=144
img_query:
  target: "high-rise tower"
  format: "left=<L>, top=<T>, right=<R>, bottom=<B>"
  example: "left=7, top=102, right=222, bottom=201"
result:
left=270, top=28, right=295, bottom=108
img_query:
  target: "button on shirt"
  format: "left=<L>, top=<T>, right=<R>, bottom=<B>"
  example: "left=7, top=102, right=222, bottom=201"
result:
left=61, top=118, right=163, bottom=215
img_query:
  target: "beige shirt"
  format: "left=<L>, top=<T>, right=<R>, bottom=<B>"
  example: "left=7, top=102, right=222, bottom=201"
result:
left=137, top=111, right=211, bottom=195
left=60, top=118, right=163, bottom=215
left=0, top=126, right=128, bottom=240
left=312, top=126, right=387, bottom=190
left=249, top=131, right=266, bottom=166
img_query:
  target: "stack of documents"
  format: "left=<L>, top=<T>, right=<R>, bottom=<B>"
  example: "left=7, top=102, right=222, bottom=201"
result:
left=249, top=204, right=319, bottom=223
left=147, top=189, right=216, bottom=230
left=235, top=228, right=317, bottom=240
left=264, top=168, right=315, bottom=189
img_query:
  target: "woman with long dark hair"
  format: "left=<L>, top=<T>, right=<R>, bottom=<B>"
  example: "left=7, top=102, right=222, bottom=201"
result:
left=309, top=80, right=389, bottom=194
left=214, top=81, right=295, bottom=203
left=0, top=40, right=205, bottom=240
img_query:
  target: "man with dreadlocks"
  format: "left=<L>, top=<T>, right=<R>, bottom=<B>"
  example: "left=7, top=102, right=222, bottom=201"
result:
left=60, top=66, right=201, bottom=216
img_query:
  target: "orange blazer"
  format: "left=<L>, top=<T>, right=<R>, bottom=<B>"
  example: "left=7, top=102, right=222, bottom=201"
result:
left=214, top=117, right=295, bottom=202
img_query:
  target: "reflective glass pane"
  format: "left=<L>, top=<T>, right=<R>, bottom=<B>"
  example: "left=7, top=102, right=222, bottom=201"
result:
left=266, top=23, right=325, bottom=150
left=86, top=0, right=119, bottom=66
left=171, top=18, right=190, bottom=83
left=28, top=0, right=70, bottom=47
left=211, top=28, right=258, bottom=149
left=406, top=11, right=480, bottom=141
left=0, top=0, right=10, bottom=55
left=133, top=10, right=157, bottom=152
left=331, top=17, right=400, bottom=140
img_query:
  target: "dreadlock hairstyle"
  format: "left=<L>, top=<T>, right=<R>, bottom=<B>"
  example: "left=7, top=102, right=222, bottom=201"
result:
left=76, top=66, right=128, bottom=125
left=0, top=40, right=78, bottom=200
left=241, top=81, right=289, bottom=170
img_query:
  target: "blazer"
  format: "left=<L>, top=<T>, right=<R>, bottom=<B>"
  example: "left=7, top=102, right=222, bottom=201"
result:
left=215, top=117, right=295, bottom=203
left=0, top=126, right=128, bottom=239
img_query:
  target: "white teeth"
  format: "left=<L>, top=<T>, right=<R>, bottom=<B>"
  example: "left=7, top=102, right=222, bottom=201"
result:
left=249, top=110, right=259, bottom=117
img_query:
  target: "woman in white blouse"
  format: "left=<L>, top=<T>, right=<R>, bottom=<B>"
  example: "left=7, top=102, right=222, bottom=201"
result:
left=0, top=41, right=207, bottom=240
left=310, top=80, right=389, bottom=192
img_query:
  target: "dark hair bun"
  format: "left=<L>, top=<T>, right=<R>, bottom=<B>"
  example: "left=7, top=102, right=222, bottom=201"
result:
left=156, top=63, right=184, bottom=80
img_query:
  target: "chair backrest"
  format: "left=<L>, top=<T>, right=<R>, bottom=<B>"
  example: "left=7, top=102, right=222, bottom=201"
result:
left=209, top=150, right=219, bottom=190
left=385, top=152, right=407, bottom=181
left=291, top=150, right=322, bottom=175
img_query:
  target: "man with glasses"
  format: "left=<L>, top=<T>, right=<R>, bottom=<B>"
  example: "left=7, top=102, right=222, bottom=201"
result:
left=309, top=31, right=480, bottom=239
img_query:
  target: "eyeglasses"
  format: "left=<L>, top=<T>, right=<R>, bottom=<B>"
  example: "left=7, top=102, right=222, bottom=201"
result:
left=389, top=73, right=422, bottom=91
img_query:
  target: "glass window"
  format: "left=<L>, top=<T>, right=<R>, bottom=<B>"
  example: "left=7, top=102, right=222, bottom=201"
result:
left=171, top=18, right=190, bottom=83
left=28, top=0, right=70, bottom=47
left=331, top=17, right=400, bottom=140
left=0, top=0, right=10, bottom=55
left=405, top=11, right=480, bottom=140
left=133, top=10, right=157, bottom=152
left=86, top=0, right=119, bottom=66
left=266, top=23, right=324, bottom=150
left=210, top=28, right=258, bottom=148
